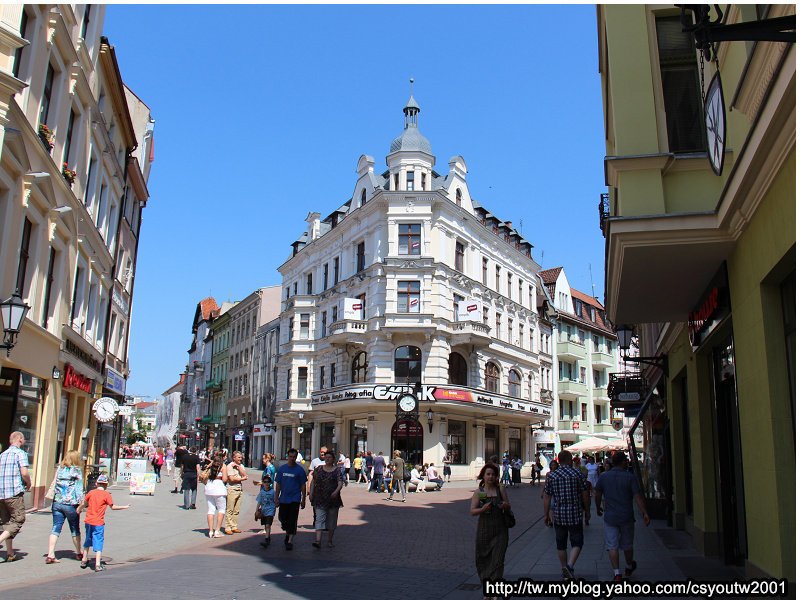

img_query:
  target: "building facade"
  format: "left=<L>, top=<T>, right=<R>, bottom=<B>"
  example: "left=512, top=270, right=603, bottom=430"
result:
left=598, top=4, right=794, bottom=579
left=179, top=297, right=218, bottom=445
left=274, top=94, right=552, bottom=476
left=222, top=286, right=281, bottom=462
left=250, top=316, right=280, bottom=462
left=204, top=302, right=233, bottom=448
left=0, top=5, right=152, bottom=507
left=539, top=267, right=621, bottom=449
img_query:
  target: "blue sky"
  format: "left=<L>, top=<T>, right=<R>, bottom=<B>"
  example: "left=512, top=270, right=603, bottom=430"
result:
left=103, top=4, right=606, bottom=398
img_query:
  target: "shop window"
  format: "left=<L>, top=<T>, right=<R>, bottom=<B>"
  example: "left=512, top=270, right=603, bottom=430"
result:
left=447, top=420, right=466, bottom=464
left=448, top=353, right=468, bottom=386
left=320, top=422, right=335, bottom=452
left=394, top=346, right=421, bottom=383
left=351, top=352, right=368, bottom=383
left=508, top=369, right=521, bottom=398
left=485, top=362, right=499, bottom=393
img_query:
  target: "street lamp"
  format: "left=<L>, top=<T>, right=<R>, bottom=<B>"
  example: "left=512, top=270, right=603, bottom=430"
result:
left=615, top=325, right=668, bottom=376
left=426, top=408, right=434, bottom=433
left=0, top=291, right=31, bottom=356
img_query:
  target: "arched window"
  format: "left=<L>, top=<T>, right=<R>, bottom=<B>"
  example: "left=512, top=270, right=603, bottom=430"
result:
left=456, top=188, right=462, bottom=207
left=485, top=362, right=499, bottom=393
left=394, top=346, right=421, bottom=383
left=360, top=189, right=366, bottom=207
left=509, top=369, right=521, bottom=398
left=351, top=351, right=368, bottom=383
left=449, top=352, right=468, bottom=385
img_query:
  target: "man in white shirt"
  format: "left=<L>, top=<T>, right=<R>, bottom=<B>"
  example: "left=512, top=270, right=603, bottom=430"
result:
left=426, top=464, right=444, bottom=490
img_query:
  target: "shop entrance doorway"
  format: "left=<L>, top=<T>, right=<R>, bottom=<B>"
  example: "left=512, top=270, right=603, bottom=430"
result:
left=391, top=419, right=422, bottom=465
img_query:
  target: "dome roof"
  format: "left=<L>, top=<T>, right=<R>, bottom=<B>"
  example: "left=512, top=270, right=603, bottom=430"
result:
left=389, top=127, right=432, bottom=155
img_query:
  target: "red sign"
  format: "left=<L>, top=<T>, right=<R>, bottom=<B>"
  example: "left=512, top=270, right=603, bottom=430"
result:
left=391, top=419, right=423, bottom=437
left=572, top=421, right=580, bottom=430
left=63, top=364, right=93, bottom=393
left=434, top=388, right=474, bottom=402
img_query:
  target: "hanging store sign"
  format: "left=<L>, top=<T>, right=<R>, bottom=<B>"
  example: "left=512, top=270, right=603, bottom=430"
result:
left=105, top=367, right=126, bottom=395
left=688, top=265, right=730, bottom=348
left=457, top=300, right=482, bottom=322
left=344, top=298, right=364, bottom=320
left=311, top=383, right=551, bottom=416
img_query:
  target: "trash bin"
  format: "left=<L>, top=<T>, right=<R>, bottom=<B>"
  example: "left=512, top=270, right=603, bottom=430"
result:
left=85, top=464, right=102, bottom=492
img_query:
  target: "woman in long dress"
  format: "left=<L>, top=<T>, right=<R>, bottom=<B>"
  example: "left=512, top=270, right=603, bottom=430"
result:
left=470, top=463, right=511, bottom=597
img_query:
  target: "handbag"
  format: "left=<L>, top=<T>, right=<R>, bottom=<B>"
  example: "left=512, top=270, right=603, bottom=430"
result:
left=402, top=467, right=411, bottom=483
left=503, top=508, right=516, bottom=529
left=199, top=466, right=212, bottom=485
left=254, top=506, right=263, bottom=521
left=44, top=473, right=58, bottom=501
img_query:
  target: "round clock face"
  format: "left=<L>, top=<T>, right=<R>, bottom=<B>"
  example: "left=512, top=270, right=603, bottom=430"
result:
left=398, top=394, right=417, bottom=413
left=93, top=398, right=119, bottom=422
left=704, top=71, right=726, bottom=176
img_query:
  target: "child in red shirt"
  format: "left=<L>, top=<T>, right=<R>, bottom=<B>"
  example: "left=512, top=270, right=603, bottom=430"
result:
left=77, top=475, right=131, bottom=572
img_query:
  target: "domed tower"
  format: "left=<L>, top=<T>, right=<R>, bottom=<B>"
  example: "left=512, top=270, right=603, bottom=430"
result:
left=386, top=79, right=435, bottom=192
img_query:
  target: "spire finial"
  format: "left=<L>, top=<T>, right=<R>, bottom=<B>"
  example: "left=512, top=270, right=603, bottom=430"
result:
left=410, top=77, right=414, bottom=95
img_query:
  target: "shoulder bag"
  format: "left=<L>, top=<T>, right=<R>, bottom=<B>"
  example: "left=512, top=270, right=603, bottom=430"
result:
left=44, top=469, right=59, bottom=501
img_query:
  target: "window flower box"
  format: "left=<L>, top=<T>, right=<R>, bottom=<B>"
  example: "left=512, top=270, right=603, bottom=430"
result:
left=38, top=124, right=54, bottom=152
left=62, top=163, right=77, bottom=186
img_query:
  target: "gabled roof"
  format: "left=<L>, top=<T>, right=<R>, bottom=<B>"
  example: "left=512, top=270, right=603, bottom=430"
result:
left=570, top=288, right=603, bottom=309
left=199, top=297, right=219, bottom=321
left=539, top=267, right=563, bottom=285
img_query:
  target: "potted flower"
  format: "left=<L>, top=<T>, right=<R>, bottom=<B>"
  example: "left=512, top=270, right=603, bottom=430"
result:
left=38, top=124, right=55, bottom=151
left=62, top=163, right=77, bottom=186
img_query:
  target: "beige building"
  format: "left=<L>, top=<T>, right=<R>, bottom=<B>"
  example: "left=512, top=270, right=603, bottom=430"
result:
left=0, top=5, right=152, bottom=507
left=222, top=286, right=281, bottom=461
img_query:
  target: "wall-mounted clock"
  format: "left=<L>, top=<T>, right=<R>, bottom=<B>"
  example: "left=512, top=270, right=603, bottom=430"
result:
left=704, top=71, right=726, bottom=176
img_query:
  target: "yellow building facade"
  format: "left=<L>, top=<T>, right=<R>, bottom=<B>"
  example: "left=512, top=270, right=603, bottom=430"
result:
left=598, top=4, right=794, bottom=580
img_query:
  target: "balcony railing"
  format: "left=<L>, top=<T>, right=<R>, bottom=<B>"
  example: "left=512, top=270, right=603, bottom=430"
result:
left=599, top=192, right=610, bottom=236
left=205, top=378, right=223, bottom=392
left=328, top=320, right=367, bottom=335
left=447, top=321, right=491, bottom=335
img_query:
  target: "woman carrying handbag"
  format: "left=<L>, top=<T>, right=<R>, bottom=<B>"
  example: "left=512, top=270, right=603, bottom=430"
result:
left=45, top=451, right=85, bottom=563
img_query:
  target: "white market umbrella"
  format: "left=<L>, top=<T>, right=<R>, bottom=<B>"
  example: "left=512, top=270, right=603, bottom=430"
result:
left=566, top=437, right=609, bottom=453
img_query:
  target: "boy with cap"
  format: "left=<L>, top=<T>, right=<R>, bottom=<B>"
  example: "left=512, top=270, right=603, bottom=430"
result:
left=77, top=475, right=131, bottom=572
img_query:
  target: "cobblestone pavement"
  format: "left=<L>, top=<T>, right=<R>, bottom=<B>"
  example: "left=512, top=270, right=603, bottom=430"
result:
left=3, top=471, right=748, bottom=600
left=1, top=472, right=544, bottom=599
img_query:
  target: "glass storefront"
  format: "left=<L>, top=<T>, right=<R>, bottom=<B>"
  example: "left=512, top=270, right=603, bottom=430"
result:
left=447, top=420, right=466, bottom=464
left=0, top=369, right=45, bottom=466
left=484, top=424, right=499, bottom=462
left=350, top=420, right=368, bottom=460
left=319, top=422, right=335, bottom=452
left=628, top=380, right=670, bottom=519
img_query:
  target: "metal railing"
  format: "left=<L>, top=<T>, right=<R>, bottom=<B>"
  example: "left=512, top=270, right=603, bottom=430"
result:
left=599, top=192, right=610, bottom=236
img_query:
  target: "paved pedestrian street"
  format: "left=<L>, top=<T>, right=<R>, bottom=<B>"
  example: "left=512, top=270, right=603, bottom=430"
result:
left=0, top=469, right=748, bottom=600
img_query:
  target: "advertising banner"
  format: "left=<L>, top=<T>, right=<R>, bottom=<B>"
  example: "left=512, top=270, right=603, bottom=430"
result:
left=105, top=367, right=126, bottom=395
left=98, top=458, right=111, bottom=476
left=117, top=459, right=148, bottom=483
left=129, top=473, right=157, bottom=495
left=344, top=298, right=364, bottom=320
left=457, top=300, right=482, bottom=322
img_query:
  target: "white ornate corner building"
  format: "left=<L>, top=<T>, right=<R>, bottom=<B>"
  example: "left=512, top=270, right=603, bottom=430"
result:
left=273, top=91, right=554, bottom=477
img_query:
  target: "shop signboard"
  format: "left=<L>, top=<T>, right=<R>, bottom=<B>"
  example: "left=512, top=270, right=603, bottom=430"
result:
left=457, top=300, right=482, bottom=322
left=117, top=458, right=148, bottom=482
left=98, top=458, right=111, bottom=476
left=129, top=473, right=156, bottom=495
left=344, top=298, right=364, bottom=320
left=105, top=367, right=126, bottom=395
left=311, top=383, right=551, bottom=416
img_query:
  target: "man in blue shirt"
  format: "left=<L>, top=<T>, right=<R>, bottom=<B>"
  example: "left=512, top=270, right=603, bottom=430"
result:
left=594, top=452, right=650, bottom=581
left=274, top=448, right=307, bottom=550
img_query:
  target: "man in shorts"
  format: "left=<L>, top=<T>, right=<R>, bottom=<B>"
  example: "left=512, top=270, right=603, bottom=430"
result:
left=543, top=450, right=590, bottom=580
left=0, top=432, right=31, bottom=561
left=594, top=452, right=650, bottom=581
left=274, top=448, right=307, bottom=550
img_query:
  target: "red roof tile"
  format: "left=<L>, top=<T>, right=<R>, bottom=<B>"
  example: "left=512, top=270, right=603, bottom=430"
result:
left=570, top=288, right=604, bottom=309
left=199, top=297, right=219, bottom=321
left=539, top=267, right=562, bottom=285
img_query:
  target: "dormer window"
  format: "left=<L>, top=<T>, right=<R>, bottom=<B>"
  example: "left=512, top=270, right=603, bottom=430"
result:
left=456, top=188, right=462, bottom=207
left=360, top=189, right=366, bottom=207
